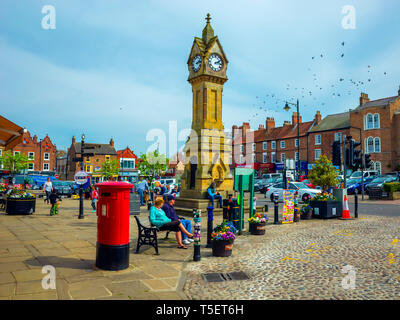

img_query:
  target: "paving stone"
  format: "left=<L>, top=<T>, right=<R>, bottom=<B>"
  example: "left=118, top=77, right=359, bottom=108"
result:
left=61, top=240, right=92, bottom=249
left=16, top=280, right=46, bottom=295
left=12, top=268, right=46, bottom=282
left=0, top=272, right=15, bottom=285
left=105, top=280, right=158, bottom=299
left=0, top=283, right=16, bottom=296
left=0, top=262, right=29, bottom=273
left=13, top=291, right=58, bottom=300
left=142, top=279, right=172, bottom=291
left=68, top=281, right=111, bottom=300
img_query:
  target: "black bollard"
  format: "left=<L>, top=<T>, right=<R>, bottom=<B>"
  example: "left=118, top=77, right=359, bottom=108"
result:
left=206, top=206, right=214, bottom=248
left=274, top=197, right=279, bottom=225
left=193, top=209, right=201, bottom=261
left=264, top=204, right=269, bottom=213
left=354, top=192, right=358, bottom=219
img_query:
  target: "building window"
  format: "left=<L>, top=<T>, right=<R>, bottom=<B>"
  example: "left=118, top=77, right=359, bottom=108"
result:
left=105, top=155, right=111, bottom=161
left=28, top=152, right=35, bottom=159
left=374, top=138, right=381, bottom=153
left=271, top=152, right=276, bottom=163
left=263, top=142, right=267, bottom=150
left=252, top=143, right=256, bottom=152
left=28, top=163, right=34, bottom=171
left=43, top=163, right=49, bottom=171
left=263, top=153, right=267, bottom=163
left=374, top=114, right=380, bottom=129
left=280, top=153, right=285, bottom=162
left=375, top=162, right=382, bottom=174
left=315, top=135, right=321, bottom=145
left=121, top=159, right=135, bottom=169
left=240, top=145, right=243, bottom=153
left=271, top=141, right=276, bottom=150
left=280, top=141, right=285, bottom=149
left=334, top=132, right=342, bottom=142
left=295, top=139, right=299, bottom=148
left=240, top=154, right=243, bottom=164
left=315, top=149, right=321, bottom=160
left=44, top=153, right=50, bottom=161
left=252, top=153, right=256, bottom=163
left=366, top=114, right=374, bottom=129
left=295, top=152, right=299, bottom=162
left=367, top=137, right=374, bottom=153
left=14, top=151, right=20, bottom=156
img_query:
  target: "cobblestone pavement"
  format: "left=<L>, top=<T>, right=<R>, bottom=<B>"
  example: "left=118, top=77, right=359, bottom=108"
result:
left=183, top=213, right=400, bottom=300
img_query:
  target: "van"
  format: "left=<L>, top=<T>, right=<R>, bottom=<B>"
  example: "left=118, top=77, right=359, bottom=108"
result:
left=350, top=171, right=378, bottom=180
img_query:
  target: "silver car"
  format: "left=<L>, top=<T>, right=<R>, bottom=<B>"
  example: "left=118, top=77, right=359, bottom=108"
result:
left=265, top=182, right=322, bottom=202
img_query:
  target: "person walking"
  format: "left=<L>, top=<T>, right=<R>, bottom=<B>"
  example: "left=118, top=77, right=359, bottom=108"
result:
left=137, top=178, right=149, bottom=206
left=162, top=195, right=193, bottom=245
left=149, top=198, right=193, bottom=249
left=43, top=178, right=53, bottom=204
left=90, top=185, right=99, bottom=213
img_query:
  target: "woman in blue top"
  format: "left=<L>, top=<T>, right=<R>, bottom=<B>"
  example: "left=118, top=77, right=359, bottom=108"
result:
left=149, top=198, right=193, bottom=249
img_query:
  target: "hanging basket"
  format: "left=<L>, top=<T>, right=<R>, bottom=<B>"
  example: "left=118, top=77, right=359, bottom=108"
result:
left=249, top=222, right=266, bottom=235
left=211, top=240, right=234, bottom=257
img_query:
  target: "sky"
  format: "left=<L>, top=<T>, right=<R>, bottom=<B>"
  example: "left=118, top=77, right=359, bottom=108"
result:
left=1, top=0, right=400, bottom=156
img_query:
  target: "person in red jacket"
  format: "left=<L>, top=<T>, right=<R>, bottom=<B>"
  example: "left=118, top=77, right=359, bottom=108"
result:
left=90, top=185, right=98, bottom=213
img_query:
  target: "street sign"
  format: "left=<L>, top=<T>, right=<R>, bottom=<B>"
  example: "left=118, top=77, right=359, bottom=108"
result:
left=275, top=163, right=284, bottom=171
left=74, top=171, right=89, bottom=185
left=54, top=174, right=59, bottom=179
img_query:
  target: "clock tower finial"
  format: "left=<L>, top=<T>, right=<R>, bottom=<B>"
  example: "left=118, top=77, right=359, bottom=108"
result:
left=202, top=13, right=214, bottom=44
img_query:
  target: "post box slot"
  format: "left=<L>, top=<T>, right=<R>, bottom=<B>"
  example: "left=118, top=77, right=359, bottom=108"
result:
left=101, top=192, right=112, bottom=197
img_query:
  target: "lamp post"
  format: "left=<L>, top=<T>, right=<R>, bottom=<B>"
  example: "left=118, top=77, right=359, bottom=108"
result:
left=78, top=133, right=85, bottom=219
left=284, top=100, right=300, bottom=181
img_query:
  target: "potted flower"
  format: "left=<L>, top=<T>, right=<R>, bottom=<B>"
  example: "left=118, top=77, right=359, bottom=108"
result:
left=294, top=207, right=300, bottom=222
left=309, top=192, right=341, bottom=219
left=300, top=203, right=312, bottom=220
left=248, top=212, right=269, bottom=235
left=211, top=221, right=238, bottom=257
left=5, top=188, right=36, bottom=215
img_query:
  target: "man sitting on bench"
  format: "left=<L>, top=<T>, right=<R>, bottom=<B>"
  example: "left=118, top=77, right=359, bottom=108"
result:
left=162, top=195, right=193, bottom=246
left=207, top=182, right=223, bottom=208
left=149, top=198, right=193, bottom=249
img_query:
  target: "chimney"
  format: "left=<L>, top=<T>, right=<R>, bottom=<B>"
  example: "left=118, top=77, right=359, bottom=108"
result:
left=360, top=93, right=370, bottom=106
left=33, top=135, right=38, bottom=143
left=72, top=136, right=76, bottom=144
left=314, top=111, right=322, bottom=124
left=110, top=138, right=114, bottom=147
left=258, top=124, right=265, bottom=130
left=241, top=122, right=250, bottom=137
left=283, top=120, right=291, bottom=126
left=292, top=112, right=302, bottom=125
left=265, top=117, right=275, bottom=132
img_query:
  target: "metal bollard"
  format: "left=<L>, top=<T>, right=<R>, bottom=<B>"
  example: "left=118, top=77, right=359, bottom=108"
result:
left=193, top=209, right=201, bottom=261
left=264, top=204, right=269, bottom=213
left=273, top=192, right=279, bottom=225
left=354, top=192, right=358, bottom=219
left=206, top=206, right=214, bottom=248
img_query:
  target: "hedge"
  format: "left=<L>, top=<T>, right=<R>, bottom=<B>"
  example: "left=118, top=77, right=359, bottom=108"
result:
left=383, top=182, right=400, bottom=193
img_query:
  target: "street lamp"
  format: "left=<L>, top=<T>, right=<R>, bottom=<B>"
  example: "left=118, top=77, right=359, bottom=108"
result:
left=284, top=99, right=300, bottom=181
left=78, top=133, right=85, bottom=219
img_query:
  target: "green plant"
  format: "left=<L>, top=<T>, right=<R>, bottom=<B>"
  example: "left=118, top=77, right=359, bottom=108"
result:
left=311, top=192, right=337, bottom=202
left=308, top=155, right=340, bottom=191
left=0, top=151, right=30, bottom=177
left=138, top=150, right=169, bottom=179
left=383, top=182, right=400, bottom=193
left=100, top=159, right=119, bottom=181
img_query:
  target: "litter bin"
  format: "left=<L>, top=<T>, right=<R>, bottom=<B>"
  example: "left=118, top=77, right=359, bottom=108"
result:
left=95, top=181, right=133, bottom=271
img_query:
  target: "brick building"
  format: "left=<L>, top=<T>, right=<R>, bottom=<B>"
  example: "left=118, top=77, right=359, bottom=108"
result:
left=66, top=137, right=118, bottom=182
left=117, top=146, right=139, bottom=182
left=2, top=130, right=57, bottom=174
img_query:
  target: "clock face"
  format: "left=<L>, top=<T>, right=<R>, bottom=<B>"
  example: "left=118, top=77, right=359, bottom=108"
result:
left=192, top=55, right=202, bottom=72
left=208, top=53, right=223, bottom=72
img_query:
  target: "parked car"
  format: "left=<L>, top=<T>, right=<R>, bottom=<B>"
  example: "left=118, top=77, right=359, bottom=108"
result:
left=350, top=170, right=378, bottom=180
left=346, top=177, right=375, bottom=195
left=52, top=180, right=73, bottom=198
left=254, top=179, right=265, bottom=192
left=365, top=175, right=399, bottom=194
left=259, top=176, right=283, bottom=194
left=302, top=179, right=315, bottom=189
left=265, top=181, right=322, bottom=202
left=262, top=173, right=282, bottom=180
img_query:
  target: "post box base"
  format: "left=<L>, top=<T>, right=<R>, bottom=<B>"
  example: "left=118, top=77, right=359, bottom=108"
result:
left=96, top=242, right=129, bottom=271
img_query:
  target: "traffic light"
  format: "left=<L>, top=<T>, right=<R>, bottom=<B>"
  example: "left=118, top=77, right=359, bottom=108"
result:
left=331, top=141, right=341, bottom=166
left=349, top=139, right=362, bottom=170
left=364, top=154, right=373, bottom=169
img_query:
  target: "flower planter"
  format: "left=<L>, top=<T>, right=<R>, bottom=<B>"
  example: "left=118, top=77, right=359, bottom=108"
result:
left=211, top=240, right=234, bottom=257
left=5, top=198, right=36, bottom=215
left=310, top=200, right=341, bottom=219
left=388, top=192, right=400, bottom=200
left=249, top=222, right=266, bottom=235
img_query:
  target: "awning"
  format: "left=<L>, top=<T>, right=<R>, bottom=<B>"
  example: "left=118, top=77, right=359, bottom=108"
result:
left=0, top=116, right=24, bottom=151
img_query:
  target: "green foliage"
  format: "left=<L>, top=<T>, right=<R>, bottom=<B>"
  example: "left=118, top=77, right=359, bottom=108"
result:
left=100, top=159, right=119, bottom=181
left=308, top=155, right=339, bottom=191
left=138, top=150, right=169, bottom=179
left=383, top=182, right=400, bottom=193
left=0, top=151, right=30, bottom=175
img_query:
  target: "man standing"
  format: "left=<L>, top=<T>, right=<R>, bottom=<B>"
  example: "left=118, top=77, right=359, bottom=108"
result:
left=42, top=178, right=53, bottom=204
left=162, top=195, right=193, bottom=246
left=137, top=178, right=149, bottom=206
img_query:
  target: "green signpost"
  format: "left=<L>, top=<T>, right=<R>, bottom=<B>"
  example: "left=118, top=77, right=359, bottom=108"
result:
left=234, top=168, right=255, bottom=234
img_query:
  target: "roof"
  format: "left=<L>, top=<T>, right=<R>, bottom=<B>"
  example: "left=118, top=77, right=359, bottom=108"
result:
left=356, top=96, right=398, bottom=110
left=0, top=115, right=24, bottom=150
left=309, top=112, right=350, bottom=132
left=73, top=142, right=117, bottom=155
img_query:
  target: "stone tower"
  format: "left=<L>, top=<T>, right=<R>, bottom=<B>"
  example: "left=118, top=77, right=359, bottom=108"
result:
left=177, top=14, right=234, bottom=210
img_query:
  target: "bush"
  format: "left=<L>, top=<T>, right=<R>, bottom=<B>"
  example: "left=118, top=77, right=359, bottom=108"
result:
left=383, top=182, right=400, bottom=193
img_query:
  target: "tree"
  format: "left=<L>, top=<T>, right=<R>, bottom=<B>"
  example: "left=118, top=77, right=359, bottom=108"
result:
left=0, top=151, right=30, bottom=178
left=138, top=150, right=169, bottom=180
left=308, top=155, right=340, bottom=191
left=100, top=159, right=119, bottom=181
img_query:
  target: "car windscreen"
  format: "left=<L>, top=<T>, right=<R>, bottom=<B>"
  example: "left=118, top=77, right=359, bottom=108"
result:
left=347, top=179, right=360, bottom=184
left=293, top=183, right=308, bottom=189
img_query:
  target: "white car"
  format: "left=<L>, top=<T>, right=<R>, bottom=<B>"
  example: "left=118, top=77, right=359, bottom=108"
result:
left=265, top=182, right=322, bottom=202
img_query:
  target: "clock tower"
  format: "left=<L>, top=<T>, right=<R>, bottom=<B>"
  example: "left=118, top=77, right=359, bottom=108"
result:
left=176, top=14, right=234, bottom=209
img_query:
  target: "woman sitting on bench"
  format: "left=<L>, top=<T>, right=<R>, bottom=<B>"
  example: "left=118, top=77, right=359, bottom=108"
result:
left=149, top=198, right=193, bottom=249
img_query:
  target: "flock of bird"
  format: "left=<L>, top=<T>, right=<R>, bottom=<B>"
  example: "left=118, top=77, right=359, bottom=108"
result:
left=246, top=41, right=389, bottom=123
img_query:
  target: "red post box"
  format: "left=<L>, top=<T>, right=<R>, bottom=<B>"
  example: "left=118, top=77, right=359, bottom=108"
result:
left=95, top=181, right=133, bottom=271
